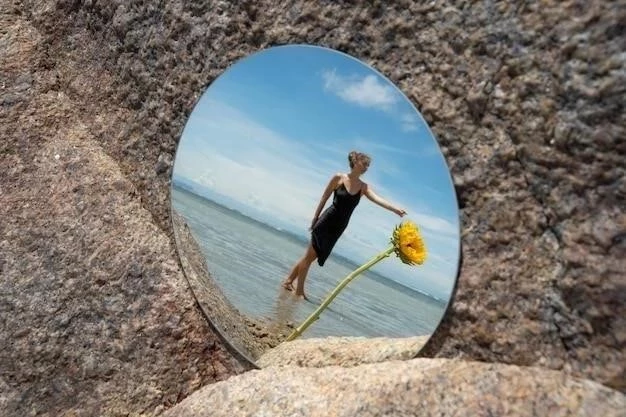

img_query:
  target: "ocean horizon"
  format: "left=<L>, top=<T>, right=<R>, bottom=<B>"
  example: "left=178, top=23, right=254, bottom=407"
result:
left=173, top=176, right=446, bottom=302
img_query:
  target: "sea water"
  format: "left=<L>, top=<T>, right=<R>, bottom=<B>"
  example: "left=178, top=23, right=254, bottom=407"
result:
left=172, top=184, right=446, bottom=340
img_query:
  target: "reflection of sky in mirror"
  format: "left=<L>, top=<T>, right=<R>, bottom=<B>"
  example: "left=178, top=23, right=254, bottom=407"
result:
left=173, top=45, right=460, bottom=300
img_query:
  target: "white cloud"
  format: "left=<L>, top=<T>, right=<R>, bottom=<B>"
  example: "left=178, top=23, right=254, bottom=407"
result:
left=401, top=112, right=419, bottom=132
left=321, top=69, right=434, bottom=139
left=322, top=70, right=399, bottom=112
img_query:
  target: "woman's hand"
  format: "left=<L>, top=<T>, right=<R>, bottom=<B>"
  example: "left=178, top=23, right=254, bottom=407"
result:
left=393, top=207, right=407, bottom=217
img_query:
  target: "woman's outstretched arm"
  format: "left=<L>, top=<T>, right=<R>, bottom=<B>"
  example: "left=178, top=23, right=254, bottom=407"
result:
left=310, top=173, right=342, bottom=229
left=363, top=184, right=407, bottom=217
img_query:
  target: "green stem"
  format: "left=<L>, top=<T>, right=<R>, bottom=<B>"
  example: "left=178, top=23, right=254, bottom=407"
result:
left=285, top=245, right=395, bottom=342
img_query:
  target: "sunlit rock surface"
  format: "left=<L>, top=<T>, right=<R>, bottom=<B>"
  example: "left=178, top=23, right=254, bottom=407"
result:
left=257, top=336, right=430, bottom=368
left=163, top=359, right=626, bottom=417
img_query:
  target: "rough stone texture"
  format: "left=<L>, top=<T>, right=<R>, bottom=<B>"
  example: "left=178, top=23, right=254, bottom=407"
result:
left=411, top=1, right=626, bottom=392
left=163, top=359, right=626, bottom=417
left=2, top=0, right=625, bottom=415
left=257, top=336, right=429, bottom=368
left=0, top=9, right=248, bottom=417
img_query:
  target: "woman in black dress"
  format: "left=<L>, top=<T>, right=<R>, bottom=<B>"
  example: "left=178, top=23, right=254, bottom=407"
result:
left=282, top=151, right=407, bottom=299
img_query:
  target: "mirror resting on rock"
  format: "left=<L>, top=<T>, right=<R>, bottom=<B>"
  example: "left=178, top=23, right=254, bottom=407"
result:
left=170, top=44, right=461, bottom=366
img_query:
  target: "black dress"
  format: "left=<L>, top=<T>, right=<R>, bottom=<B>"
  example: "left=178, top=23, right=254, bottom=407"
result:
left=311, top=182, right=362, bottom=266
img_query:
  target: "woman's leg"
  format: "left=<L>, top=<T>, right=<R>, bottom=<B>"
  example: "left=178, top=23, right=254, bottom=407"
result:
left=281, top=262, right=300, bottom=291
left=294, top=243, right=318, bottom=298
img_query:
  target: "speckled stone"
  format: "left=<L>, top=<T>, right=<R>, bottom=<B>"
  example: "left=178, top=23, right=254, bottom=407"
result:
left=42, top=0, right=621, bottom=391
left=2, top=0, right=625, bottom=415
left=163, top=359, right=626, bottom=417
left=0, top=11, right=248, bottom=416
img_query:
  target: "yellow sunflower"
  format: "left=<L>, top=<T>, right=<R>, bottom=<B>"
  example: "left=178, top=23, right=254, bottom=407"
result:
left=391, top=221, right=427, bottom=265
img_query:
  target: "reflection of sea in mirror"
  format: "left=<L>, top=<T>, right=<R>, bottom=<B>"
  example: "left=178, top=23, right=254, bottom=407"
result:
left=172, top=185, right=447, bottom=340
left=171, top=208, right=290, bottom=362
left=170, top=44, right=461, bottom=363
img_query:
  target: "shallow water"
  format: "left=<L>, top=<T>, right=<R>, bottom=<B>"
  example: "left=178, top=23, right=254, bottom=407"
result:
left=172, top=185, right=445, bottom=339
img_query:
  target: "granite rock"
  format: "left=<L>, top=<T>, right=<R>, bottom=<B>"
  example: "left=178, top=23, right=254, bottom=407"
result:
left=2, top=0, right=625, bottom=415
left=0, top=10, right=248, bottom=417
left=163, top=359, right=626, bottom=417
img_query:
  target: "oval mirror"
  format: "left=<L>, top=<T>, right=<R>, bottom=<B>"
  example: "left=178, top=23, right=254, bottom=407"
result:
left=170, top=44, right=461, bottom=366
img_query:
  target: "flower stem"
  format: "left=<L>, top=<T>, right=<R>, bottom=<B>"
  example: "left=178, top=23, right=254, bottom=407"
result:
left=285, top=245, right=395, bottom=342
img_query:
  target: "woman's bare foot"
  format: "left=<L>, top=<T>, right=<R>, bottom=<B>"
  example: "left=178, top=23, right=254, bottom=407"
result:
left=281, top=281, right=294, bottom=291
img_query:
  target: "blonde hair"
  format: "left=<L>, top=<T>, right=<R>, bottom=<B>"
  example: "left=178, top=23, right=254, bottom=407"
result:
left=348, top=151, right=371, bottom=168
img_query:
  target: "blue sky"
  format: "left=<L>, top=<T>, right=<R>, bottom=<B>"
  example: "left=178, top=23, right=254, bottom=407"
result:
left=173, top=45, right=460, bottom=300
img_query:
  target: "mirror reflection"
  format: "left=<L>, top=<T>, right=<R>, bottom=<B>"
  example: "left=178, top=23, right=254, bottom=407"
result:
left=171, top=45, right=461, bottom=364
